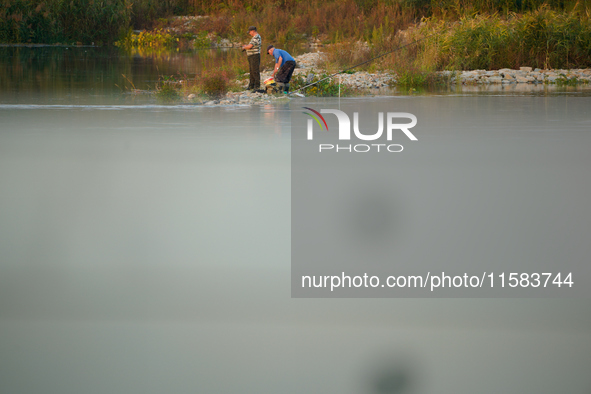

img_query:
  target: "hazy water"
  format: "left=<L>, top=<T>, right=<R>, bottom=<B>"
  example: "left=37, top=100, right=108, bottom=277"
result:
left=1, top=48, right=590, bottom=394
left=0, top=46, right=253, bottom=104
left=3, top=46, right=591, bottom=105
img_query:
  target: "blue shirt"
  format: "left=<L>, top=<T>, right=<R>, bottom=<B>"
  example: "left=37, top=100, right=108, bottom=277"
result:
left=272, top=49, right=295, bottom=64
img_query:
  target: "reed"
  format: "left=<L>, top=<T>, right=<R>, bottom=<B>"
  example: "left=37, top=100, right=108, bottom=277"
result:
left=2, top=0, right=590, bottom=75
left=155, top=60, right=244, bottom=101
left=290, top=74, right=355, bottom=96
left=416, top=7, right=591, bottom=70
left=0, top=0, right=131, bottom=44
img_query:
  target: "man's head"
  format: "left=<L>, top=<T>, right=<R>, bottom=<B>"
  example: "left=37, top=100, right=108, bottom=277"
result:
left=267, top=45, right=274, bottom=55
left=248, top=26, right=257, bottom=36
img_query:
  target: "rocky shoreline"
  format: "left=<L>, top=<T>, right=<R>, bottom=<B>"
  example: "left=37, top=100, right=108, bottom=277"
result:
left=291, top=52, right=591, bottom=87
left=183, top=51, right=591, bottom=105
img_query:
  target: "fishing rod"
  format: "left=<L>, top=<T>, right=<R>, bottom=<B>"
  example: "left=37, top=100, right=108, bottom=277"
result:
left=291, top=31, right=438, bottom=95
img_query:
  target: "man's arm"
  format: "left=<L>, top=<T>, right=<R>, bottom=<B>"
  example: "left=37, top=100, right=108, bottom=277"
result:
left=242, top=43, right=254, bottom=50
left=272, top=56, right=283, bottom=77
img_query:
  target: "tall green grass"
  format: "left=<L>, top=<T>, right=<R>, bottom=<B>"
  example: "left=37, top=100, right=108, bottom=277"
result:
left=190, top=0, right=419, bottom=45
left=319, top=6, right=591, bottom=72
left=0, top=0, right=197, bottom=44
left=2, top=0, right=590, bottom=59
left=415, top=8, right=591, bottom=70
left=0, top=0, right=131, bottom=44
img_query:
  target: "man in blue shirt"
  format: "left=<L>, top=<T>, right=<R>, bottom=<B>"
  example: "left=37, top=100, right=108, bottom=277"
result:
left=267, top=45, right=296, bottom=93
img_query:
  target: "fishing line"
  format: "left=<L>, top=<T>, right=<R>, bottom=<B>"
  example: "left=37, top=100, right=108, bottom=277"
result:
left=291, top=31, right=438, bottom=95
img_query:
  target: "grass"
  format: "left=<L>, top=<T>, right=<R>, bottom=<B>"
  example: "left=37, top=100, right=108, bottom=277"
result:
left=316, top=6, right=591, bottom=74
left=2, top=0, right=591, bottom=92
left=290, top=73, right=355, bottom=96
left=394, top=68, right=454, bottom=88
left=154, top=67, right=242, bottom=102
left=556, top=73, right=590, bottom=85
left=156, top=78, right=182, bottom=102
left=412, top=7, right=591, bottom=70
left=115, top=29, right=178, bottom=49
left=114, top=29, right=212, bottom=50
left=0, top=0, right=131, bottom=45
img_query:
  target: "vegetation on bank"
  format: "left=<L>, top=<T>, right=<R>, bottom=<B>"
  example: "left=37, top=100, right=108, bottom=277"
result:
left=290, top=74, right=354, bottom=96
left=0, top=0, right=129, bottom=44
left=2, top=0, right=591, bottom=96
left=412, top=7, right=591, bottom=70
left=154, top=66, right=243, bottom=102
left=2, top=0, right=589, bottom=45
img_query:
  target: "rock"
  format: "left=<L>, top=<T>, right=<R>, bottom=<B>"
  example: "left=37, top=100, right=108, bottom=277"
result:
left=187, top=94, right=196, bottom=99
left=515, top=76, right=534, bottom=83
left=488, top=76, right=503, bottom=83
left=520, top=67, right=533, bottom=72
left=217, top=38, right=232, bottom=47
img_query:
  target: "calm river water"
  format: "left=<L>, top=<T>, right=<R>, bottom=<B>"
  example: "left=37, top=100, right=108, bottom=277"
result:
left=1, top=47, right=590, bottom=394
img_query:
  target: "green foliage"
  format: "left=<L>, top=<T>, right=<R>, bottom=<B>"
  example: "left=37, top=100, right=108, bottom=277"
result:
left=394, top=68, right=453, bottom=88
left=156, top=77, right=182, bottom=102
left=556, top=73, right=589, bottom=85
left=0, top=0, right=131, bottom=44
left=406, top=0, right=589, bottom=17
left=290, top=73, right=353, bottom=96
left=417, top=8, right=591, bottom=70
left=193, top=32, right=212, bottom=48
left=2, top=0, right=590, bottom=72
left=201, top=74, right=228, bottom=98
left=130, top=0, right=194, bottom=29
left=115, top=29, right=177, bottom=49
left=0, top=0, right=198, bottom=44
left=152, top=68, right=238, bottom=100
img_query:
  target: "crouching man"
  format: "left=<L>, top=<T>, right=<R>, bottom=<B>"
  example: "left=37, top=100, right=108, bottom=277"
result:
left=267, top=45, right=296, bottom=93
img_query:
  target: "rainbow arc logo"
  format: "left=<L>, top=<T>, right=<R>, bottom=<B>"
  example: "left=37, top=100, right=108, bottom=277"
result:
left=302, top=107, right=328, bottom=132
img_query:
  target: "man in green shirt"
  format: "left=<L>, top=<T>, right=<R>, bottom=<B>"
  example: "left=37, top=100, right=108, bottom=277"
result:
left=242, top=26, right=261, bottom=91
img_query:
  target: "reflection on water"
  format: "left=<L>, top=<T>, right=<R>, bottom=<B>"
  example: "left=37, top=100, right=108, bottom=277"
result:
left=0, top=47, right=590, bottom=394
left=0, top=46, right=249, bottom=104
left=382, top=81, right=591, bottom=97
left=3, top=46, right=591, bottom=107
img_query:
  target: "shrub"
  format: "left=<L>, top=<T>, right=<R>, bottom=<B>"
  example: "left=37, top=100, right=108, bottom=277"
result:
left=115, top=29, right=177, bottom=48
left=290, top=73, right=354, bottom=96
left=156, top=77, right=182, bottom=102
left=415, top=8, right=591, bottom=70
left=201, top=74, right=228, bottom=98
left=0, top=0, right=131, bottom=44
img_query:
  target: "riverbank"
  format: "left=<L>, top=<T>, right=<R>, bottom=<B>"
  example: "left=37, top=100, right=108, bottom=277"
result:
left=292, top=52, right=591, bottom=86
left=165, top=50, right=590, bottom=105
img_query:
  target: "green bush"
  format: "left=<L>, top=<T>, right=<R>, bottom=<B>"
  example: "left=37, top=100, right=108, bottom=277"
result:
left=290, top=73, right=353, bottom=96
left=0, top=0, right=197, bottom=44
left=417, top=8, right=591, bottom=70
left=115, top=29, right=178, bottom=48
left=202, top=75, right=228, bottom=98
left=156, top=77, right=182, bottom=102
left=0, top=0, right=131, bottom=44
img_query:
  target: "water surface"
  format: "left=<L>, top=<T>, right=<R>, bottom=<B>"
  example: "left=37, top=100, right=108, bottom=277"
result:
left=1, top=47, right=590, bottom=394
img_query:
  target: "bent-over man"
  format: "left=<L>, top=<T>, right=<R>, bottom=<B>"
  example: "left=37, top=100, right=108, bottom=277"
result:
left=267, top=45, right=296, bottom=93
